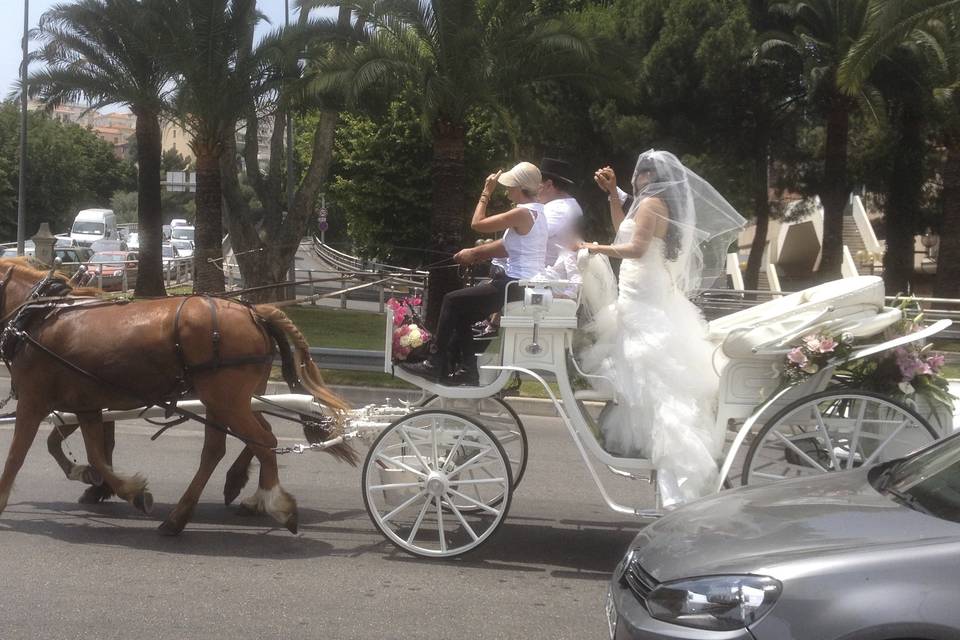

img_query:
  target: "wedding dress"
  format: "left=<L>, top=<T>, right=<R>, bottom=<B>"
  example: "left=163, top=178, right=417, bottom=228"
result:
left=582, top=150, right=745, bottom=507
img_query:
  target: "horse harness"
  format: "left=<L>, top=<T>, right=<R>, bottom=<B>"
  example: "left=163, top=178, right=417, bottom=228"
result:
left=0, top=265, right=297, bottom=449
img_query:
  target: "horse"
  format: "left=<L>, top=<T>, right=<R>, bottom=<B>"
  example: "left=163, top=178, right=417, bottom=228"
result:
left=0, top=257, right=355, bottom=535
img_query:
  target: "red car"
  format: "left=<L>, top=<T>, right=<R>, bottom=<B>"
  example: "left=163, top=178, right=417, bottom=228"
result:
left=85, top=251, right=139, bottom=291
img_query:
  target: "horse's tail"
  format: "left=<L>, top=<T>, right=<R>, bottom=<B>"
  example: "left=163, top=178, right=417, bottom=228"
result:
left=254, top=304, right=357, bottom=466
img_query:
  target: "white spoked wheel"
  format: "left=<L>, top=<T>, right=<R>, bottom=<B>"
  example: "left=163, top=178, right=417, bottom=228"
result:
left=419, top=395, right=528, bottom=490
left=742, top=390, right=939, bottom=486
left=362, top=409, right=513, bottom=558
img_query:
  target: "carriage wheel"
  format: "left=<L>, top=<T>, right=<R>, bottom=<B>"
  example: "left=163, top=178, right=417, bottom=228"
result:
left=419, top=395, right=528, bottom=490
left=742, top=390, right=938, bottom=486
left=362, top=409, right=513, bottom=558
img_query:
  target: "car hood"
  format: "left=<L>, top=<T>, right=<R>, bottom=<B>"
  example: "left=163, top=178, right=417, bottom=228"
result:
left=632, top=470, right=960, bottom=581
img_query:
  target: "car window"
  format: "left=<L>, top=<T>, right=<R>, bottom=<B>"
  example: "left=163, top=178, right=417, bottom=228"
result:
left=884, top=435, right=960, bottom=522
left=90, top=253, right=125, bottom=263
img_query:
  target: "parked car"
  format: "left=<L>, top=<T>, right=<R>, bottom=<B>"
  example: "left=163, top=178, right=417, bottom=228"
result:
left=170, top=225, right=194, bottom=244
left=606, top=432, right=960, bottom=640
left=70, top=208, right=117, bottom=247
left=86, top=251, right=138, bottom=291
left=171, top=238, right=194, bottom=259
left=161, top=243, right=189, bottom=279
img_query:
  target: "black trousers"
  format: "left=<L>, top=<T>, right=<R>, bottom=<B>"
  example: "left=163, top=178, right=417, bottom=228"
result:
left=433, top=276, right=518, bottom=373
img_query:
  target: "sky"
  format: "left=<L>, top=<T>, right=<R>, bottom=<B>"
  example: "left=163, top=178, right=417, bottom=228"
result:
left=0, top=0, right=302, bottom=109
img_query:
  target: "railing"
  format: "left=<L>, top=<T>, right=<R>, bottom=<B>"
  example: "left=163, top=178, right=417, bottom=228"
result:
left=54, top=256, right=195, bottom=294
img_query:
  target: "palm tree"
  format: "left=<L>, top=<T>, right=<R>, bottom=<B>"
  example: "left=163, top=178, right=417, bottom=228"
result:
left=155, top=0, right=265, bottom=294
left=841, top=1, right=960, bottom=296
left=311, top=0, right=597, bottom=326
left=762, top=0, right=870, bottom=280
left=29, top=0, right=171, bottom=296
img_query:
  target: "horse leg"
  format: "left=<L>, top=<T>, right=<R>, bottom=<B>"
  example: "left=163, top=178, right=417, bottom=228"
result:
left=223, top=413, right=272, bottom=506
left=46, top=423, right=99, bottom=483
left=222, top=411, right=297, bottom=534
left=158, top=422, right=227, bottom=536
left=0, top=400, right=48, bottom=516
left=77, top=421, right=152, bottom=514
left=78, top=421, right=117, bottom=504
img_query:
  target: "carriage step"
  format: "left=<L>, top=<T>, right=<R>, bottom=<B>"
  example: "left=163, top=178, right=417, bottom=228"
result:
left=574, top=389, right=615, bottom=402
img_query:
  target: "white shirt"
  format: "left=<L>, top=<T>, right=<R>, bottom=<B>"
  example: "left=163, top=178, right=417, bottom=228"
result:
left=542, top=196, right=583, bottom=265
left=540, top=248, right=581, bottom=298
left=502, top=202, right=547, bottom=279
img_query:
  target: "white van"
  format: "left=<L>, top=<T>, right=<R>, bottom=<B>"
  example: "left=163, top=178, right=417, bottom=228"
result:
left=70, top=209, right=117, bottom=247
left=170, top=225, right=194, bottom=244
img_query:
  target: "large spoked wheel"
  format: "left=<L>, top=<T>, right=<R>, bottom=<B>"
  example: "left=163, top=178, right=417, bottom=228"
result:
left=362, top=410, right=513, bottom=558
left=742, top=389, right=939, bottom=486
left=419, top=395, right=528, bottom=490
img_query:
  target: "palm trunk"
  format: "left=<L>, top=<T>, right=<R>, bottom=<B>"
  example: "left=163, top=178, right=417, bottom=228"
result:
left=744, top=134, right=770, bottom=293
left=193, top=143, right=225, bottom=294
left=882, top=97, right=924, bottom=295
left=818, top=91, right=850, bottom=280
left=132, top=108, right=166, bottom=297
left=424, top=119, right=466, bottom=329
left=935, top=134, right=960, bottom=298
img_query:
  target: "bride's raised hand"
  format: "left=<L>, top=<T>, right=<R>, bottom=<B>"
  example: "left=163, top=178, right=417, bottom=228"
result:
left=593, top=166, right=617, bottom=194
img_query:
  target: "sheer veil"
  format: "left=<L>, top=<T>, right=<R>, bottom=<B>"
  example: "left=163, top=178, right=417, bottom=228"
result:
left=626, top=150, right=746, bottom=293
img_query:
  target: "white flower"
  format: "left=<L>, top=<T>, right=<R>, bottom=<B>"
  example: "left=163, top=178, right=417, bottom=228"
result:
left=898, top=381, right=915, bottom=395
left=408, top=327, right=421, bottom=342
left=399, top=335, right=412, bottom=347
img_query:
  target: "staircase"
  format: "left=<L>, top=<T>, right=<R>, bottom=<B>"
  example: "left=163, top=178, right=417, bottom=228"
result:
left=843, top=213, right=866, bottom=256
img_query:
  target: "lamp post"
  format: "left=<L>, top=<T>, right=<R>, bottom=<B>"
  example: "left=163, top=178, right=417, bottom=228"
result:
left=285, top=0, right=297, bottom=298
left=17, top=0, right=28, bottom=256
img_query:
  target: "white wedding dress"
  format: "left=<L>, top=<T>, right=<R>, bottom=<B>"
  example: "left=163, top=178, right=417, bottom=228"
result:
left=585, top=216, right=724, bottom=506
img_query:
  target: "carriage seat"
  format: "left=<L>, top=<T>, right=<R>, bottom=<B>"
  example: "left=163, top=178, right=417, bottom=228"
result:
left=708, top=276, right=891, bottom=358
left=500, top=298, right=579, bottom=329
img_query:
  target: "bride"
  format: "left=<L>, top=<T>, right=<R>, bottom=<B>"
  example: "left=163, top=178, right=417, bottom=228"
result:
left=578, top=150, right=745, bottom=507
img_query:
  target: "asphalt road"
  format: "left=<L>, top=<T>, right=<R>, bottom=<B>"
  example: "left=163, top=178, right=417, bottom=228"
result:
left=0, top=396, right=650, bottom=639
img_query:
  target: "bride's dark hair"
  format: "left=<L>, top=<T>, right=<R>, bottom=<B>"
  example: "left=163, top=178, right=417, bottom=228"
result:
left=635, top=157, right=683, bottom=261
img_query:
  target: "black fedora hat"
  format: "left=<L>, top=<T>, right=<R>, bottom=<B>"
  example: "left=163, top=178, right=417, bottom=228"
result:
left=540, top=157, right=575, bottom=185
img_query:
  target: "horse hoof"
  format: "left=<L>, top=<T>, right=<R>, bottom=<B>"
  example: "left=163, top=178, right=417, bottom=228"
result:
left=78, top=484, right=115, bottom=505
left=223, top=471, right=249, bottom=505
left=133, top=491, right=154, bottom=515
left=236, top=502, right=259, bottom=517
left=284, top=511, right=298, bottom=535
left=157, top=519, right=184, bottom=536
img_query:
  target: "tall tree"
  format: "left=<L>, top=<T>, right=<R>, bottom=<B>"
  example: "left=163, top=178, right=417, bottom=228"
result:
left=29, top=0, right=171, bottom=296
left=763, top=0, right=870, bottom=280
left=157, top=0, right=263, bottom=293
left=220, top=3, right=360, bottom=301
left=315, top=0, right=597, bottom=326
left=841, top=0, right=960, bottom=296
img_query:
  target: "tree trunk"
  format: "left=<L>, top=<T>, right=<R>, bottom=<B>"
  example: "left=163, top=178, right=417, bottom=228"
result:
left=818, top=92, right=850, bottom=280
left=132, top=108, right=166, bottom=297
left=424, top=119, right=467, bottom=329
left=193, top=143, right=225, bottom=294
left=882, top=97, right=924, bottom=295
left=935, top=135, right=960, bottom=298
left=744, top=135, right=770, bottom=293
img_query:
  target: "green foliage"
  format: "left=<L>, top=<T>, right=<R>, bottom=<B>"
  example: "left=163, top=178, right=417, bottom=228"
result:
left=0, top=104, right=133, bottom=238
left=110, top=189, right=197, bottom=225
left=321, top=98, right=432, bottom=264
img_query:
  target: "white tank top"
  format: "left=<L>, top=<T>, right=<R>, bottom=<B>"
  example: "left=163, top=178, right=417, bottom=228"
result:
left=503, top=202, right=547, bottom=279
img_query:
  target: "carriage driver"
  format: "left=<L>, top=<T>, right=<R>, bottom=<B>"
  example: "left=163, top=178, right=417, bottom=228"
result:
left=401, top=162, right=549, bottom=386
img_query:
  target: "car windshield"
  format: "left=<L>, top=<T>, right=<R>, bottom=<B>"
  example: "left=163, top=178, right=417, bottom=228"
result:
left=171, top=228, right=194, bottom=241
left=73, top=221, right=104, bottom=235
left=162, top=246, right=175, bottom=257
left=172, top=240, right=191, bottom=250
left=880, top=434, right=960, bottom=522
left=90, top=253, right=125, bottom=263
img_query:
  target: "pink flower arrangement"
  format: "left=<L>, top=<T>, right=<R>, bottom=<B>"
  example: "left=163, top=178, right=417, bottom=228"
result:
left=781, top=331, right=852, bottom=384
left=387, top=296, right=431, bottom=362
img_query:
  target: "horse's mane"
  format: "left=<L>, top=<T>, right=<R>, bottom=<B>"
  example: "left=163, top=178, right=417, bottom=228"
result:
left=0, top=256, right=104, bottom=298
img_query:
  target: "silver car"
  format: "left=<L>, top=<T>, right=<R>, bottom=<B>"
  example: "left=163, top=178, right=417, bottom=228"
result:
left=607, top=432, right=960, bottom=640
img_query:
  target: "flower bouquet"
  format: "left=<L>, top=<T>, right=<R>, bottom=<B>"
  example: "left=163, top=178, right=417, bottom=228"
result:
left=386, top=296, right=432, bottom=363
left=779, top=299, right=955, bottom=421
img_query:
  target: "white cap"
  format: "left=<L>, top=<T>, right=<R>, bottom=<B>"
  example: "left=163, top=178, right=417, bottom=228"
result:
left=498, top=162, right=542, bottom=193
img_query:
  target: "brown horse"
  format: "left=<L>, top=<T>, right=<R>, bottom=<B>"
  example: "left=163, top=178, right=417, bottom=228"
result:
left=0, top=257, right=354, bottom=535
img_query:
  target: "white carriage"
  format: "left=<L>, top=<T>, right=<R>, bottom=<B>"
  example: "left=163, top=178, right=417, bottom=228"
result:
left=357, top=268, right=953, bottom=558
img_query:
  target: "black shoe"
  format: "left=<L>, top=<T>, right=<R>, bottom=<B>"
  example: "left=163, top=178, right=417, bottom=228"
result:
left=445, top=368, right=479, bottom=386
left=400, top=358, right=444, bottom=381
